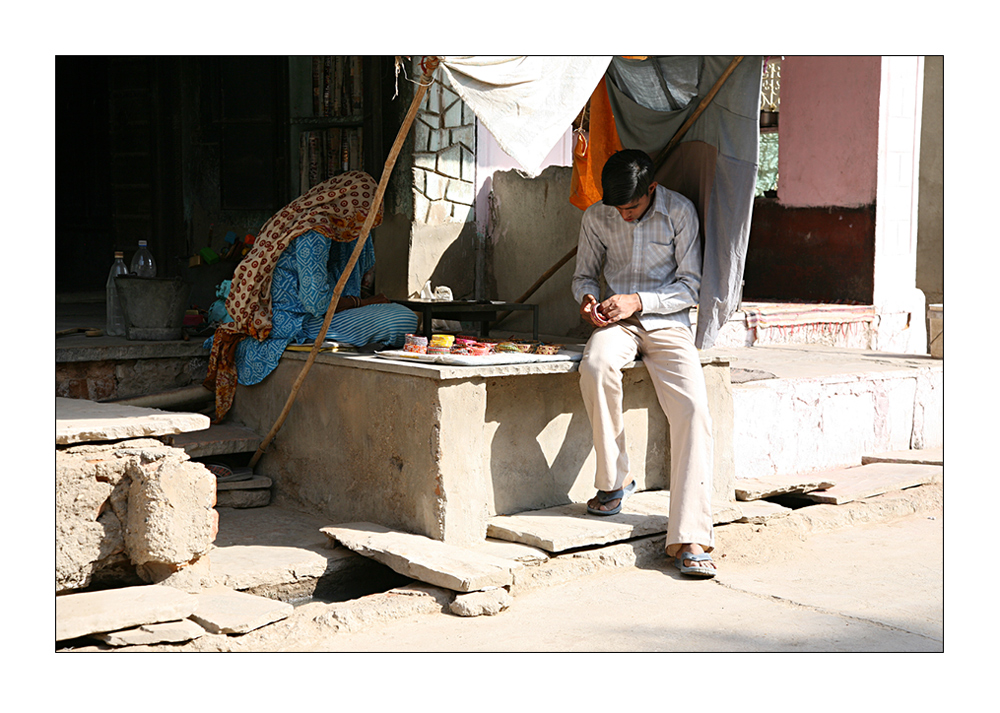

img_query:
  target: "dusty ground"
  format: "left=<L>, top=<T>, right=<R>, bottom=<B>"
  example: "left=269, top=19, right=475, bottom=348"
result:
left=90, top=482, right=944, bottom=654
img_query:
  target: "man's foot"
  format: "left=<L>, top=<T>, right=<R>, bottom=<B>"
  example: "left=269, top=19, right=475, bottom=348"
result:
left=671, top=543, right=717, bottom=578
left=586, top=479, right=636, bottom=516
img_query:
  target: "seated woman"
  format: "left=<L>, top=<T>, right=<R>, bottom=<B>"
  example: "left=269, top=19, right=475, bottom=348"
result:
left=204, top=171, right=417, bottom=419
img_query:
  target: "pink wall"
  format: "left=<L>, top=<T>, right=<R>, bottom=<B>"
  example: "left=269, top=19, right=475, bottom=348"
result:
left=779, top=56, right=882, bottom=207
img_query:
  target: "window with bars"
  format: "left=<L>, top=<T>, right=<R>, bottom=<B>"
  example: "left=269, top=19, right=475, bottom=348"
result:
left=756, top=56, right=781, bottom=197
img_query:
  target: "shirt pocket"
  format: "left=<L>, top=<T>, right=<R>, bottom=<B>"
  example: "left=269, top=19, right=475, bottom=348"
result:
left=644, top=237, right=676, bottom=281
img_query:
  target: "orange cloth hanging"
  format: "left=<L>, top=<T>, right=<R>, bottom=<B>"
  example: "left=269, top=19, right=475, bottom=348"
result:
left=570, top=76, right=623, bottom=210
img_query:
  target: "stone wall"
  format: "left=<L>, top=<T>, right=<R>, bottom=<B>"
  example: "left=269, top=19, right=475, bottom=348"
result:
left=56, top=355, right=208, bottom=402
left=413, top=72, right=477, bottom=226
left=401, top=62, right=479, bottom=301
left=56, top=439, right=218, bottom=593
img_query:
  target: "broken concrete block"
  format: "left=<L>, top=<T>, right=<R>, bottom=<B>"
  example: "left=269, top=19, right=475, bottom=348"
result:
left=735, top=474, right=837, bottom=502
left=802, top=463, right=942, bottom=505
left=57, top=439, right=218, bottom=592
left=56, top=584, right=198, bottom=641
left=125, top=448, right=218, bottom=569
left=95, top=618, right=206, bottom=647
left=188, top=586, right=293, bottom=634
left=450, top=588, right=512, bottom=617
left=321, top=522, right=515, bottom=592
left=736, top=499, right=792, bottom=524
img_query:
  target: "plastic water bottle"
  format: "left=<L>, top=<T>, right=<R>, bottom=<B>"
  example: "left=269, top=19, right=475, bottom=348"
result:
left=106, top=251, right=129, bottom=336
left=130, top=240, right=157, bottom=277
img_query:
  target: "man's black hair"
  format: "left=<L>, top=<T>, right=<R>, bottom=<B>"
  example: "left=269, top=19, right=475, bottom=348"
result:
left=601, top=149, right=655, bottom=207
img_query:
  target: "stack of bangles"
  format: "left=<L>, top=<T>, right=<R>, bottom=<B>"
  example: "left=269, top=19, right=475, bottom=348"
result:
left=344, top=296, right=361, bottom=309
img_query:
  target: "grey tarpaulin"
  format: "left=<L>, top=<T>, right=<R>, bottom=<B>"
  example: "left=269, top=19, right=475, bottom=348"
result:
left=605, top=56, right=763, bottom=349
left=439, top=55, right=763, bottom=349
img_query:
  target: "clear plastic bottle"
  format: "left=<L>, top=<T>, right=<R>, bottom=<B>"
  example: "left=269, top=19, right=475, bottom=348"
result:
left=130, top=240, right=157, bottom=277
left=106, top=251, right=129, bottom=336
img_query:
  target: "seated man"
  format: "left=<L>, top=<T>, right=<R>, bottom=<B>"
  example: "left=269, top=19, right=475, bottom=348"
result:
left=572, top=149, right=716, bottom=578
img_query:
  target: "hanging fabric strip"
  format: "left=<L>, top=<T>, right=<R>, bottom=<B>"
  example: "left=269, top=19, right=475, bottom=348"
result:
left=569, top=76, right=623, bottom=210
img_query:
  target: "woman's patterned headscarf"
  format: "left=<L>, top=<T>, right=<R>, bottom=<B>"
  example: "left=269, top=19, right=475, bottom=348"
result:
left=204, top=171, right=382, bottom=419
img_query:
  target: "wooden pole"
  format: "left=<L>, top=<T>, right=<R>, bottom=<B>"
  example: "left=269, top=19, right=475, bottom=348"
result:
left=248, top=56, right=440, bottom=468
left=496, top=55, right=746, bottom=329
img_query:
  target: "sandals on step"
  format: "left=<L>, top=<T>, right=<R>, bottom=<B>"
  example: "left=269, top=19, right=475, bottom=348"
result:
left=674, top=552, right=717, bottom=579
left=586, top=479, right=637, bottom=516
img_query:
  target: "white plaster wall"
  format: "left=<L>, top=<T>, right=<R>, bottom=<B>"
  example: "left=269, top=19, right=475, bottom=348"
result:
left=733, top=366, right=942, bottom=481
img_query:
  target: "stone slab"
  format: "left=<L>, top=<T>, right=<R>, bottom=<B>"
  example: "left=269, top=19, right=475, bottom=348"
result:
left=802, top=463, right=943, bottom=505
left=209, top=544, right=336, bottom=592
left=56, top=397, right=210, bottom=445
left=95, top=618, right=206, bottom=647
left=861, top=447, right=943, bottom=467
left=321, top=522, right=516, bottom=592
left=473, top=538, right=550, bottom=564
left=56, top=584, right=198, bottom=641
left=160, top=423, right=262, bottom=458
left=188, top=586, right=293, bottom=634
left=736, top=499, right=793, bottom=524
left=486, top=491, right=742, bottom=554
left=216, top=490, right=271, bottom=508
left=735, top=474, right=837, bottom=502
left=216, top=475, right=272, bottom=491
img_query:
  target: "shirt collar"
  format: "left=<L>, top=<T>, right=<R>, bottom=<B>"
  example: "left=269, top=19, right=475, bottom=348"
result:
left=638, top=185, right=669, bottom=223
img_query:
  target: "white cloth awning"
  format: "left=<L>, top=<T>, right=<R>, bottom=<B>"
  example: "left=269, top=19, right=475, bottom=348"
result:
left=440, top=56, right=612, bottom=177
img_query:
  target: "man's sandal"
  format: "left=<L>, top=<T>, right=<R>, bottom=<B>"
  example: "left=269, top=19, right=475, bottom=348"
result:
left=586, top=479, right=637, bottom=516
left=674, top=552, right=717, bottom=578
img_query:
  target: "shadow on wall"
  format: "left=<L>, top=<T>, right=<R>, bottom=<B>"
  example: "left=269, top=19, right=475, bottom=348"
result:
left=485, top=368, right=671, bottom=516
left=488, top=166, right=586, bottom=337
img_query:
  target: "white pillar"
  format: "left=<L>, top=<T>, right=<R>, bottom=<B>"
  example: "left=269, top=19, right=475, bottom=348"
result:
left=873, top=56, right=927, bottom=353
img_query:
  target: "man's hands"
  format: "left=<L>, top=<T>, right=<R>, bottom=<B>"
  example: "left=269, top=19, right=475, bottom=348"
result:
left=580, top=293, right=642, bottom=327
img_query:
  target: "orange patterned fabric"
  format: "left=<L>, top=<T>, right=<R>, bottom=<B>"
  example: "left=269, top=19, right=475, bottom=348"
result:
left=204, top=171, right=382, bottom=420
left=570, top=77, right=623, bottom=211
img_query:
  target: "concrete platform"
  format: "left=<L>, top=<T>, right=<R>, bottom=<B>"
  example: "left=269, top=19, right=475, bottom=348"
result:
left=704, top=344, right=943, bottom=482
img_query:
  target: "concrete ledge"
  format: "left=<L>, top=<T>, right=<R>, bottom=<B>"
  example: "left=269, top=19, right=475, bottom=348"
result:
left=56, top=397, right=210, bottom=444
left=278, top=348, right=731, bottom=382
left=56, top=340, right=210, bottom=364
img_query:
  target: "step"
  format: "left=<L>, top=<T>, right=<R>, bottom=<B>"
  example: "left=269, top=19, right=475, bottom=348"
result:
left=801, top=462, right=942, bottom=505
left=486, top=491, right=742, bottom=554
left=861, top=447, right=943, bottom=467
left=159, top=423, right=262, bottom=457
